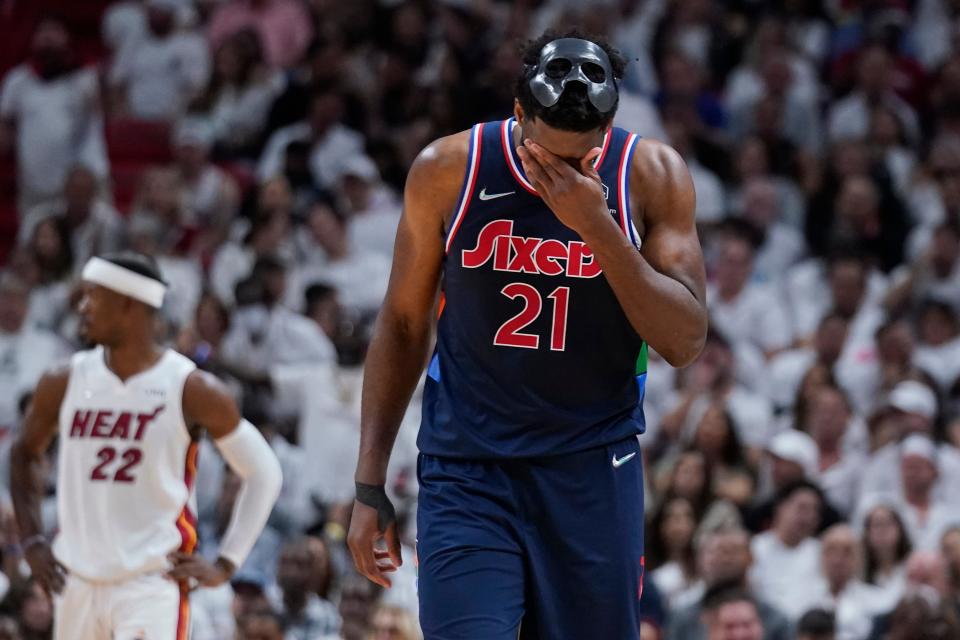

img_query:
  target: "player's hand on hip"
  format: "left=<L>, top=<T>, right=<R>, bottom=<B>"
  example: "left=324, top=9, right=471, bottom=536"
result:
left=347, top=499, right=401, bottom=589
left=516, top=139, right=609, bottom=235
left=24, top=541, right=66, bottom=595
left=166, top=552, right=233, bottom=591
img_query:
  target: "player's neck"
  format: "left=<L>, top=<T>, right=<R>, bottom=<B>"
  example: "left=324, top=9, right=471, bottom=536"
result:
left=102, top=340, right=165, bottom=383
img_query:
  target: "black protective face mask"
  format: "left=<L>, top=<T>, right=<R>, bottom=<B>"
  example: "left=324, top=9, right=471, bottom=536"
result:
left=527, top=38, right=618, bottom=113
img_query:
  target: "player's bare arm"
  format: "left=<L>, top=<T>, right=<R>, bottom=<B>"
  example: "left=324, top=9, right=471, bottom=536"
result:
left=518, top=137, right=707, bottom=366
left=348, top=130, right=469, bottom=588
left=168, top=370, right=283, bottom=589
left=10, top=365, right=70, bottom=594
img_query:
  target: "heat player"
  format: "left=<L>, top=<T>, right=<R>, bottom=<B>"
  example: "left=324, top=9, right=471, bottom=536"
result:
left=11, top=252, right=283, bottom=640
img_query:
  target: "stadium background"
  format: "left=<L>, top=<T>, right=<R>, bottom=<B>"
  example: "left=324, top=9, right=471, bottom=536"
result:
left=2, top=0, right=960, bottom=638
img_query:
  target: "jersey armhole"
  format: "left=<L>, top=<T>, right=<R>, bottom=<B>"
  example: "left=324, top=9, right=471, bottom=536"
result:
left=444, top=123, right=484, bottom=254
left=617, top=133, right=642, bottom=250
left=55, top=352, right=86, bottom=433
left=176, top=361, right=200, bottom=444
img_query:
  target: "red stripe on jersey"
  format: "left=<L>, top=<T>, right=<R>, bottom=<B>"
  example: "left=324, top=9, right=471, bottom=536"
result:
left=501, top=119, right=538, bottom=196
left=176, top=442, right=199, bottom=554
left=445, top=124, right=484, bottom=253
left=594, top=128, right=612, bottom=169
left=175, top=590, right=190, bottom=640
left=615, top=135, right=634, bottom=237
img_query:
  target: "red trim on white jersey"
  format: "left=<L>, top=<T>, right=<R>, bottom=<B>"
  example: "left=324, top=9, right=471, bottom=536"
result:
left=176, top=590, right=190, bottom=640
left=445, top=123, right=484, bottom=254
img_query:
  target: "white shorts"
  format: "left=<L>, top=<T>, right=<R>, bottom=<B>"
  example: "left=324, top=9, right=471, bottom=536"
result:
left=54, top=572, right=189, bottom=640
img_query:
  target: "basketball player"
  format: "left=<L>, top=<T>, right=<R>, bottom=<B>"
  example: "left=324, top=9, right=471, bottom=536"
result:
left=348, top=31, right=707, bottom=639
left=10, top=252, right=283, bottom=639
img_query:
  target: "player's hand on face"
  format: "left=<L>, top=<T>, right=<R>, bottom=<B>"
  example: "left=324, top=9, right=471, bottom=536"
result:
left=346, top=500, right=402, bottom=589
left=166, top=552, right=233, bottom=591
left=516, top=139, right=608, bottom=235
left=24, top=541, right=66, bottom=595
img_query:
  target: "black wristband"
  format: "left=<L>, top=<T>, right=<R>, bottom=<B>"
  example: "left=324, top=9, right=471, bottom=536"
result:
left=355, top=482, right=397, bottom=532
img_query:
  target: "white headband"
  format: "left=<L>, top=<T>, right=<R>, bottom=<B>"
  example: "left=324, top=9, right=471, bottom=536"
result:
left=81, top=257, right=167, bottom=308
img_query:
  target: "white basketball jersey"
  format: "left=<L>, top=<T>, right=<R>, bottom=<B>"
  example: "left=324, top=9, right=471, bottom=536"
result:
left=54, top=346, right=199, bottom=582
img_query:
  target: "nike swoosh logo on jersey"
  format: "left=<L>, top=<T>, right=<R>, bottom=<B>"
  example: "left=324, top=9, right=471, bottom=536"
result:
left=612, top=452, right=637, bottom=468
left=478, top=187, right=515, bottom=201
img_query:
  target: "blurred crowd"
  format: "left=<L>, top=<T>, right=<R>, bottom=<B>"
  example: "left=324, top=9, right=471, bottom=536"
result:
left=2, top=0, right=960, bottom=638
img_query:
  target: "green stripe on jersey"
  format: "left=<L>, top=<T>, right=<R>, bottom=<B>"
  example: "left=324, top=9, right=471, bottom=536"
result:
left=635, top=342, right=647, bottom=375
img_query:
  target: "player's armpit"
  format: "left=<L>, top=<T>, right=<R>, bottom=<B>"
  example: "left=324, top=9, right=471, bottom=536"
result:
left=630, top=139, right=705, bottom=303
left=181, top=370, right=241, bottom=439
left=585, top=137, right=707, bottom=367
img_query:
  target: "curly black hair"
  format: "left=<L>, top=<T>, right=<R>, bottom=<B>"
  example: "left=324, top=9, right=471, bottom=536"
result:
left=514, top=29, right=627, bottom=132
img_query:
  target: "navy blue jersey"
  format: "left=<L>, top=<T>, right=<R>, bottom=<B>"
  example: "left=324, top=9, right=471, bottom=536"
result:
left=419, top=117, right=647, bottom=458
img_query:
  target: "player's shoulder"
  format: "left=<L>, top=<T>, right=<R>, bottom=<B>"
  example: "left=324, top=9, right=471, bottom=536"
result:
left=31, top=359, right=74, bottom=407
left=627, top=137, right=691, bottom=185
left=408, top=128, right=474, bottom=186
left=183, top=368, right=232, bottom=403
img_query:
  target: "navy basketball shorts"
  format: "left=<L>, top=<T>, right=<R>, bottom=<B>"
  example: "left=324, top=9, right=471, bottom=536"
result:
left=416, top=435, right=645, bottom=640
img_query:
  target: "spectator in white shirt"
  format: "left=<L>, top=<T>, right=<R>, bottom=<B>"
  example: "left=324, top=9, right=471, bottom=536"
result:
left=708, top=223, right=793, bottom=360
left=338, top=154, right=401, bottom=262
left=766, top=312, right=849, bottom=415
left=17, top=215, right=75, bottom=333
left=750, top=480, right=826, bottom=619
left=17, top=166, right=124, bottom=269
left=289, top=204, right=391, bottom=316
left=886, top=221, right=960, bottom=317
left=221, top=256, right=336, bottom=371
left=897, top=435, right=958, bottom=551
left=258, top=85, right=363, bottom=190
left=857, top=499, right=912, bottom=606
left=0, top=274, right=68, bottom=435
left=109, top=0, right=211, bottom=120
left=666, top=527, right=793, bottom=640
left=210, top=185, right=296, bottom=306
left=805, top=385, right=865, bottom=515
left=0, top=20, right=108, bottom=213
left=861, top=381, right=960, bottom=505
left=655, top=329, right=774, bottom=453
left=196, top=28, right=284, bottom=156
left=827, top=44, right=919, bottom=144
left=648, top=496, right=698, bottom=608
left=813, top=524, right=893, bottom=639
left=267, top=537, right=340, bottom=639
left=701, top=584, right=766, bottom=640
left=750, top=429, right=819, bottom=520
left=170, top=118, right=240, bottom=257
left=738, top=177, right=807, bottom=284
left=912, top=301, right=960, bottom=392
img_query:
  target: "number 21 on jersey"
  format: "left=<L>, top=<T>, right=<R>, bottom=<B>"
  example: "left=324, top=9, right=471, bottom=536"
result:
left=494, top=283, right=570, bottom=351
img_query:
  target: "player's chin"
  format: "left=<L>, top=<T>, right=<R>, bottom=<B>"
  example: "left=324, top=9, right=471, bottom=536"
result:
left=78, top=321, right=100, bottom=344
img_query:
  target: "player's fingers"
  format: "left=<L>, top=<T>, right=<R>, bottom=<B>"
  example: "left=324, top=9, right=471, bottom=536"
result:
left=48, top=568, right=65, bottom=594
left=579, top=147, right=603, bottom=182
left=524, top=140, right=568, bottom=180
left=373, top=549, right=392, bottom=560
left=517, top=146, right=552, bottom=189
left=384, top=523, right=403, bottom=568
left=167, top=552, right=192, bottom=565
left=351, top=537, right=383, bottom=585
